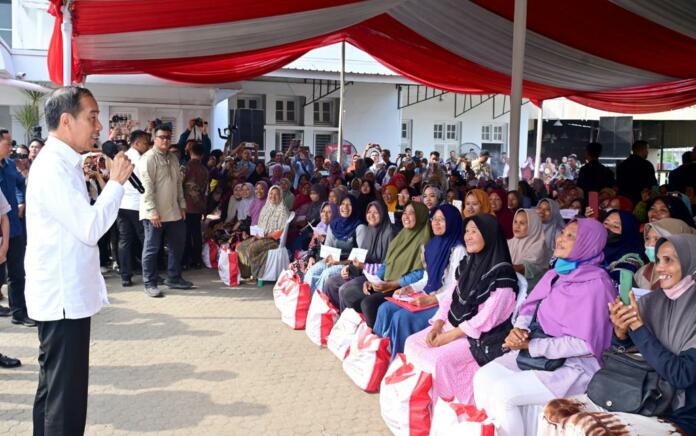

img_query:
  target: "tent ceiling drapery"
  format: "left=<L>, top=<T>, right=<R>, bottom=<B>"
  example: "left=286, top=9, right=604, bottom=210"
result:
left=48, top=0, right=696, bottom=113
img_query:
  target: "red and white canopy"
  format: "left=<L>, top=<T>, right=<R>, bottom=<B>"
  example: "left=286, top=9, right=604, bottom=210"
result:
left=48, top=0, right=696, bottom=113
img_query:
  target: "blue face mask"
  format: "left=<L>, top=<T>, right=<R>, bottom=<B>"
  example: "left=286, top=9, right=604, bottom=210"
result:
left=554, top=258, right=578, bottom=275
left=645, top=246, right=656, bottom=263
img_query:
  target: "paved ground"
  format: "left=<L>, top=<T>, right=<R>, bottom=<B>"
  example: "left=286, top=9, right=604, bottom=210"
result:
left=0, top=269, right=389, bottom=435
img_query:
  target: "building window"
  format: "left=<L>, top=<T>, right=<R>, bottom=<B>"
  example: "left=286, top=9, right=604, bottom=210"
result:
left=315, top=132, right=336, bottom=158
left=313, top=100, right=335, bottom=126
left=446, top=123, right=458, bottom=141
left=493, top=125, right=504, bottom=142
left=276, top=131, right=303, bottom=154
left=275, top=99, right=297, bottom=124
left=433, top=123, right=444, bottom=140
left=0, top=0, right=11, bottom=47
left=401, top=119, right=412, bottom=146
left=481, top=125, right=491, bottom=141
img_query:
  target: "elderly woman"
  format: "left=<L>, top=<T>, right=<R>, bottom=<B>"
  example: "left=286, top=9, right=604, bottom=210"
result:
left=473, top=219, right=616, bottom=436
left=404, top=214, right=518, bottom=403
left=236, top=186, right=289, bottom=279
left=374, top=204, right=467, bottom=360
left=508, top=209, right=552, bottom=290
left=634, top=218, right=696, bottom=290
left=540, top=234, right=696, bottom=436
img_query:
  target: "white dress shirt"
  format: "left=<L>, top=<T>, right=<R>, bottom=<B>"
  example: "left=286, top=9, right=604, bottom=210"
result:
left=119, top=146, right=143, bottom=211
left=25, top=136, right=124, bottom=321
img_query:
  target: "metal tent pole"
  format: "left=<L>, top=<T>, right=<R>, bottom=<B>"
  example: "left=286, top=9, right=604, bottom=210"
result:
left=534, top=101, right=543, bottom=179
left=508, top=0, right=527, bottom=189
left=337, top=41, right=346, bottom=166
left=61, top=2, right=73, bottom=86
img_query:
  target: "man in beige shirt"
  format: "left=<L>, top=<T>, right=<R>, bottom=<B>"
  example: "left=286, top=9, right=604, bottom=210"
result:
left=139, top=124, right=192, bottom=297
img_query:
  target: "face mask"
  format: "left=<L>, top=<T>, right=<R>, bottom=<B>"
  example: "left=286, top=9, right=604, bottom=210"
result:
left=645, top=246, right=656, bottom=263
left=606, top=230, right=621, bottom=244
left=554, top=258, right=578, bottom=275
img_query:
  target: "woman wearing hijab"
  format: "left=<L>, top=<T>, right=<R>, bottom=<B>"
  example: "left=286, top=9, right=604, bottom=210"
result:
left=422, top=185, right=442, bottom=212
left=473, top=219, right=616, bottom=436
left=634, top=218, right=696, bottom=290
left=340, top=202, right=432, bottom=327
left=382, top=184, right=399, bottom=213
left=537, top=198, right=565, bottom=251
left=374, top=204, right=467, bottom=360
left=248, top=181, right=268, bottom=226
left=247, top=161, right=268, bottom=185
left=291, top=181, right=312, bottom=212
left=404, top=214, right=518, bottom=403
left=490, top=188, right=514, bottom=239
left=508, top=209, right=552, bottom=290
left=507, top=190, right=524, bottom=213
left=463, top=189, right=492, bottom=218
left=289, top=202, right=333, bottom=280
left=647, top=196, right=696, bottom=228
left=541, top=234, right=696, bottom=435
left=236, top=186, right=290, bottom=279
left=324, top=201, right=396, bottom=309
left=303, top=196, right=364, bottom=294
left=224, top=183, right=244, bottom=224
left=269, top=163, right=284, bottom=186
left=279, top=178, right=295, bottom=211
left=603, top=209, right=643, bottom=265
left=355, top=180, right=377, bottom=223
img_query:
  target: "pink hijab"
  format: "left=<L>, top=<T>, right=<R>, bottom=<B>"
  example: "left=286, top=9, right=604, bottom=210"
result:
left=248, top=181, right=268, bottom=226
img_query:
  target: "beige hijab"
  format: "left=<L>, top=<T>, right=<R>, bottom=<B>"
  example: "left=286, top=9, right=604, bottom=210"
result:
left=507, top=208, right=552, bottom=270
left=639, top=218, right=696, bottom=288
left=257, top=186, right=290, bottom=234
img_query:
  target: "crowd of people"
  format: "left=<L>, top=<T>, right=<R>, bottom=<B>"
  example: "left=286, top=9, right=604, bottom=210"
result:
left=1, top=109, right=695, bottom=435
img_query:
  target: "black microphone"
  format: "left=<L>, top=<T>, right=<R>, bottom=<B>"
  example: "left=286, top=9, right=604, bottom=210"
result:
left=101, top=141, right=145, bottom=194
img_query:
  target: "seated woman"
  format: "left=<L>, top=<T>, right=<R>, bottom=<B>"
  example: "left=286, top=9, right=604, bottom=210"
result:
left=226, top=182, right=254, bottom=244
left=354, top=180, right=377, bottom=223
left=236, top=186, right=289, bottom=280
left=324, top=201, right=396, bottom=310
left=404, top=214, right=518, bottom=403
left=374, top=204, right=466, bottom=360
left=463, top=189, right=492, bottom=218
left=541, top=234, right=696, bottom=436
left=647, top=195, right=696, bottom=227
left=340, top=202, right=431, bottom=327
left=290, top=184, right=328, bottom=253
left=382, top=185, right=399, bottom=213
left=508, top=209, right=552, bottom=290
left=537, top=198, right=565, bottom=252
left=289, top=202, right=332, bottom=280
left=635, top=218, right=696, bottom=290
left=473, top=218, right=616, bottom=436
left=303, top=196, right=364, bottom=294
left=422, top=185, right=442, bottom=212
left=279, top=178, right=295, bottom=211
left=247, top=181, right=268, bottom=227
left=490, top=188, right=514, bottom=239
left=602, top=209, right=644, bottom=286
left=224, top=183, right=244, bottom=224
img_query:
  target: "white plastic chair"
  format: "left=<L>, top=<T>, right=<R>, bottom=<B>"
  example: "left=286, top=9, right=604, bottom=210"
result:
left=512, top=272, right=529, bottom=323
left=259, top=211, right=295, bottom=284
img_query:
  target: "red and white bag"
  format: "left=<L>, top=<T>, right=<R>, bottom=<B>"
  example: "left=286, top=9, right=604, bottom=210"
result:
left=273, top=270, right=311, bottom=330
left=217, top=245, right=239, bottom=287
left=380, top=353, right=433, bottom=436
left=342, top=322, right=390, bottom=393
left=305, top=291, right=338, bottom=347
left=430, top=398, right=495, bottom=436
left=327, top=309, right=364, bottom=361
left=202, top=240, right=219, bottom=269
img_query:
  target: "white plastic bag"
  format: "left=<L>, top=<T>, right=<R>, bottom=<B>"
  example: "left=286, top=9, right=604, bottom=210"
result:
left=380, top=353, right=433, bottom=436
left=342, top=322, right=390, bottom=393
left=327, top=309, right=364, bottom=361
left=430, top=398, right=495, bottom=436
left=272, top=270, right=311, bottom=329
left=305, top=291, right=338, bottom=347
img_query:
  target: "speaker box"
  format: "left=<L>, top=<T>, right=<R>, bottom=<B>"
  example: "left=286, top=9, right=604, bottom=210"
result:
left=234, top=109, right=264, bottom=147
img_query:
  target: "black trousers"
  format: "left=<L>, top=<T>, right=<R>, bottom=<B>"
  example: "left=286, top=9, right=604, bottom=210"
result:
left=183, top=213, right=203, bottom=267
left=3, top=233, right=27, bottom=318
left=340, top=279, right=394, bottom=328
left=33, top=317, right=91, bottom=436
left=117, top=209, right=144, bottom=280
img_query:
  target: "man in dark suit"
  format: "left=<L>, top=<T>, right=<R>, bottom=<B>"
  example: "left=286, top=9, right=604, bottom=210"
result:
left=577, top=142, right=616, bottom=195
left=616, top=140, right=658, bottom=205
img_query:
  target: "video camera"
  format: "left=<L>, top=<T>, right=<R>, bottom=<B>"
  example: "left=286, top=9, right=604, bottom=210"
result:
left=194, top=117, right=204, bottom=128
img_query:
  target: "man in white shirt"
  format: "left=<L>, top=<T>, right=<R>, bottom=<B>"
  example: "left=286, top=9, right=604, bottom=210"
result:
left=117, top=130, right=150, bottom=287
left=25, top=86, right=133, bottom=436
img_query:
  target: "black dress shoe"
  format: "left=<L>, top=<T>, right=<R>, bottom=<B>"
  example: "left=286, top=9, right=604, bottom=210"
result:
left=122, top=278, right=134, bottom=287
left=11, top=315, right=37, bottom=327
left=0, top=305, right=10, bottom=317
left=0, top=353, right=21, bottom=368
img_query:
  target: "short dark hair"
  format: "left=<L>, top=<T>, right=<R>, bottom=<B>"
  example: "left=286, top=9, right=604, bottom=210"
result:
left=29, top=137, right=44, bottom=147
left=632, top=140, right=649, bottom=153
left=430, top=151, right=440, bottom=158
left=0, top=128, right=9, bottom=140
left=154, top=124, right=172, bottom=136
left=586, top=142, right=603, bottom=158
left=190, top=142, right=204, bottom=157
left=404, top=147, right=411, bottom=152
left=129, top=129, right=150, bottom=145
left=44, top=86, right=95, bottom=131
left=682, top=151, right=693, bottom=165
left=382, top=149, right=391, bottom=156
left=210, top=149, right=223, bottom=160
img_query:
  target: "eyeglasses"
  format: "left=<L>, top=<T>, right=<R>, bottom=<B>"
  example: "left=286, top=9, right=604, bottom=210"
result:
left=155, top=135, right=172, bottom=141
left=16, top=154, right=29, bottom=159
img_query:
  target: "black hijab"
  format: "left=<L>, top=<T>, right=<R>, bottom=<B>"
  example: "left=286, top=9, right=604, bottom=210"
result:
left=649, top=196, right=696, bottom=228
left=355, top=180, right=377, bottom=224
left=305, top=184, right=328, bottom=225
left=360, top=201, right=396, bottom=263
left=448, top=214, right=518, bottom=327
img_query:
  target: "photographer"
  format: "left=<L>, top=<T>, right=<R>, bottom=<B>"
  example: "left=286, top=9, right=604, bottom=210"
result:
left=83, top=153, right=116, bottom=274
left=177, top=118, right=211, bottom=164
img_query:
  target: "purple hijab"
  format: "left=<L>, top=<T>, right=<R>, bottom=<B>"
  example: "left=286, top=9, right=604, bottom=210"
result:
left=519, top=218, right=616, bottom=361
left=248, top=181, right=268, bottom=226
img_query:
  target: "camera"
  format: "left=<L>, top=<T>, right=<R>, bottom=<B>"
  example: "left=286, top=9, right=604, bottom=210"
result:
left=31, top=126, right=42, bottom=139
left=111, top=115, right=128, bottom=124
left=194, top=117, right=204, bottom=127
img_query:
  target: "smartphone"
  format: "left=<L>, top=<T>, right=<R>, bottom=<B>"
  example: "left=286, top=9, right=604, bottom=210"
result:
left=618, top=270, right=633, bottom=305
left=589, top=191, right=599, bottom=220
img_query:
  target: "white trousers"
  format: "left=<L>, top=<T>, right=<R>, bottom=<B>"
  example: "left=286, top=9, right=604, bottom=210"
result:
left=474, top=361, right=555, bottom=436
